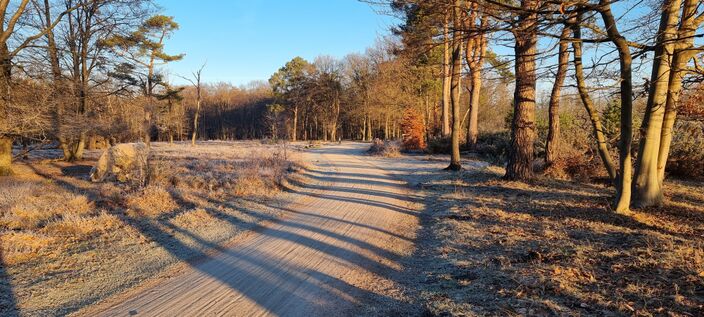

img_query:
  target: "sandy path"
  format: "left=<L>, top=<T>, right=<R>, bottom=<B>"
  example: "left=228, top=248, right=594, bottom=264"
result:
left=85, top=143, right=418, bottom=317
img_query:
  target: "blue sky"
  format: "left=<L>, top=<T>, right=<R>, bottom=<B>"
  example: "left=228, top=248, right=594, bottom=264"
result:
left=156, top=0, right=397, bottom=85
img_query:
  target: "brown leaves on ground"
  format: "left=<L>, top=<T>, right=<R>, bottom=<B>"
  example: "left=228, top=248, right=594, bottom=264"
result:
left=414, top=165, right=704, bottom=316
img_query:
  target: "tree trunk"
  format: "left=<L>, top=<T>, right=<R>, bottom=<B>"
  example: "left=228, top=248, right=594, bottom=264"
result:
left=599, top=2, right=634, bottom=213
left=368, top=116, right=372, bottom=140
left=362, top=116, right=367, bottom=141
left=466, top=60, right=482, bottom=150
left=505, top=0, right=538, bottom=180
left=446, top=0, right=463, bottom=171
left=0, top=136, right=12, bottom=176
left=442, top=10, right=451, bottom=137
left=143, top=110, right=152, bottom=147
left=657, top=0, right=699, bottom=183
left=292, top=105, right=298, bottom=142
left=384, top=107, right=389, bottom=139
left=1, top=42, right=11, bottom=102
left=59, top=137, right=73, bottom=160
left=465, top=11, right=487, bottom=151
left=87, top=135, right=97, bottom=150
left=424, top=94, right=431, bottom=144
left=546, top=25, right=570, bottom=166
left=633, top=0, right=682, bottom=207
left=192, top=99, right=200, bottom=146
left=572, top=21, right=618, bottom=181
left=0, top=39, right=12, bottom=175
left=74, top=132, right=86, bottom=160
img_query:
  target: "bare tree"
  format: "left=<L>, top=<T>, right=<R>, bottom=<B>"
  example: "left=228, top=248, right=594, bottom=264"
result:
left=181, top=63, right=206, bottom=146
left=545, top=22, right=571, bottom=167
left=595, top=0, right=635, bottom=213
left=464, top=2, right=488, bottom=151
left=571, top=14, right=617, bottom=181
left=446, top=0, right=464, bottom=171
left=441, top=7, right=451, bottom=137
left=0, top=0, right=79, bottom=174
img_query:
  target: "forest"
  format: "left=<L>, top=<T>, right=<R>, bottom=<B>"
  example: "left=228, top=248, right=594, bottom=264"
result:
left=1, top=0, right=703, bottom=315
left=2, top=0, right=702, bottom=211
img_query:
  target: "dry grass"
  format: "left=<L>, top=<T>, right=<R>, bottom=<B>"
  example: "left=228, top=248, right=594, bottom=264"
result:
left=408, top=164, right=704, bottom=316
left=368, top=139, right=401, bottom=158
left=125, top=186, right=179, bottom=218
left=0, top=141, right=301, bottom=316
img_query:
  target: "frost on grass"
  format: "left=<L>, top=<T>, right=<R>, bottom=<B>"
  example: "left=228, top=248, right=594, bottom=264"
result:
left=0, top=141, right=300, bottom=316
left=367, top=138, right=401, bottom=157
left=405, top=164, right=704, bottom=316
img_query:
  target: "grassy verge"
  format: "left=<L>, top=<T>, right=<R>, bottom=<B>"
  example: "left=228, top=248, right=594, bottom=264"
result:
left=0, top=141, right=306, bottom=316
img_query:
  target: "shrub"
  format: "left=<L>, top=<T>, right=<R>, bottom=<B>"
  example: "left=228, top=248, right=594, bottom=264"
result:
left=559, top=152, right=604, bottom=182
left=474, top=131, right=511, bottom=164
left=667, top=120, right=704, bottom=179
left=426, top=136, right=452, bottom=154
left=367, top=138, right=401, bottom=157
left=401, top=108, right=426, bottom=151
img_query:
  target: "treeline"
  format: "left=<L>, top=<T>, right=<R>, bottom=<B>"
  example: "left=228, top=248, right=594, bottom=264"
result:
left=0, top=0, right=276, bottom=174
left=180, top=82, right=273, bottom=141
left=1, top=0, right=702, bottom=212
left=265, top=0, right=704, bottom=212
left=0, top=0, right=180, bottom=171
left=266, top=49, right=431, bottom=142
left=265, top=42, right=512, bottom=143
left=390, top=0, right=704, bottom=211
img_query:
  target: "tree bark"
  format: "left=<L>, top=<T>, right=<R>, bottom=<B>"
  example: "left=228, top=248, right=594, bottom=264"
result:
left=0, top=42, right=11, bottom=101
left=572, top=20, right=618, bottom=181
left=366, top=114, right=372, bottom=140
left=44, top=0, right=71, bottom=160
left=634, top=0, right=682, bottom=207
left=192, top=98, right=200, bottom=146
left=465, top=10, right=487, bottom=151
left=657, top=0, right=699, bottom=183
left=292, top=105, right=298, bottom=142
left=545, top=24, right=570, bottom=166
left=446, top=0, right=463, bottom=171
left=505, top=0, right=538, bottom=180
left=1, top=42, right=13, bottom=175
left=143, top=111, right=152, bottom=146
left=384, top=106, right=389, bottom=139
left=599, top=2, right=634, bottom=212
left=442, top=10, right=451, bottom=137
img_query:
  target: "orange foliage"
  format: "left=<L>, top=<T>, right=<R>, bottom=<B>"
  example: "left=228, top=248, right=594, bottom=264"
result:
left=682, top=84, right=704, bottom=121
left=401, top=108, right=426, bottom=150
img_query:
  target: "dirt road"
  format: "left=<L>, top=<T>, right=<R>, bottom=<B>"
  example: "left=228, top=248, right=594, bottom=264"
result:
left=85, top=143, right=418, bottom=317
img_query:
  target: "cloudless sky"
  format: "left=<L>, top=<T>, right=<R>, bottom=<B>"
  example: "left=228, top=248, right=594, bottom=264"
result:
left=155, top=0, right=398, bottom=86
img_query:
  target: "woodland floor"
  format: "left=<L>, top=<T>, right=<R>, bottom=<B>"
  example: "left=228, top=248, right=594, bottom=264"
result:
left=369, top=151, right=704, bottom=316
